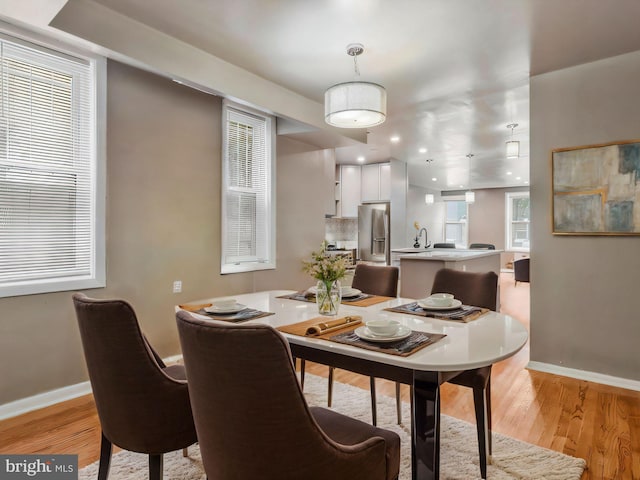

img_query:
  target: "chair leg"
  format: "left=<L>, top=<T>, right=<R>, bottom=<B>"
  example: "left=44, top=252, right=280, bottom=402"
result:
left=182, top=448, right=188, bottom=457
left=299, top=358, right=306, bottom=390
left=149, top=454, right=163, bottom=480
left=369, top=376, right=377, bottom=426
left=98, top=432, right=112, bottom=480
left=328, top=366, right=334, bottom=407
left=487, top=379, right=492, bottom=455
left=472, top=385, right=490, bottom=479
left=409, top=385, right=414, bottom=421
left=395, top=382, right=402, bottom=424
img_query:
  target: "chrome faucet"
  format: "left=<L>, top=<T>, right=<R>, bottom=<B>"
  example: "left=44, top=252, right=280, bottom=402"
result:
left=418, top=228, right=430, bottom=248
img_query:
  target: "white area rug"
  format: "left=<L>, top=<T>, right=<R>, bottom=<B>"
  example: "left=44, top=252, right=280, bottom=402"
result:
left=80, top=374, right=586, bottom=480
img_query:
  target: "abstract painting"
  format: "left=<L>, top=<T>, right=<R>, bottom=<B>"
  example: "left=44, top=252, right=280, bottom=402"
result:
left=552, top=140, right=640, bottom=235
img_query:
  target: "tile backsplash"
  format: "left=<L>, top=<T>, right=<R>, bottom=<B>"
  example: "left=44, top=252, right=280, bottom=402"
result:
left=325, top=217, right=358, bottom=248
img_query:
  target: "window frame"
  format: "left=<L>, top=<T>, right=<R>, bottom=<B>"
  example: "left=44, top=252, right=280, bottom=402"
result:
left=220, top=100, right=276, bottom=274
left=443, top=199, right=469, bottom=248
left=505, top=191, right=530, bottom=252
left=0, top=25, right=106, bottom=298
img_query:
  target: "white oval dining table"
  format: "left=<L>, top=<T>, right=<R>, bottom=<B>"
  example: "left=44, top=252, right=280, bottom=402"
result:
left=178, top=290, right=528, bottom=480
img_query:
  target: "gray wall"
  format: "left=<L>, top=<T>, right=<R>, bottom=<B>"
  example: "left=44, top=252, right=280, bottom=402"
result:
left=467, top=187, right=529, bottom=267
left=530, top=50, right=640, bottom=381
left=0, top=60, right=333, bottom=404
left=407, top=185, right=445, bottom=247
left=407, top=184, right=528, bottom=265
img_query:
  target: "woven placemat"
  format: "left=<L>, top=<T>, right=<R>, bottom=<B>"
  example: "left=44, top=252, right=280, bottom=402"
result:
left=384, top=302, right=488, bottom=322
left=341, top=295, right=393, bottom=307
left=277, top=318, right=445, bottom=357
left=277, top=316, right=362, bottom=337
left=276, top=292, right=391, bottom=307
left=329, top=329, right=447, bottom=357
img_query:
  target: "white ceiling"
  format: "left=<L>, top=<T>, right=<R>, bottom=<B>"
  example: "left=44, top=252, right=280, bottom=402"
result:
left=12, top=0, right=640, bottom=191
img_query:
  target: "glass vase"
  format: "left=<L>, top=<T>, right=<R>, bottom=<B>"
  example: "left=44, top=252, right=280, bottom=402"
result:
left=316, top=279, right=341, bottom=316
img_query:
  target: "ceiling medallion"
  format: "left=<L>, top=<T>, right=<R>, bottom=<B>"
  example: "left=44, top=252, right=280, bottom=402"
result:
left=325, top=43, right=387, bottom=128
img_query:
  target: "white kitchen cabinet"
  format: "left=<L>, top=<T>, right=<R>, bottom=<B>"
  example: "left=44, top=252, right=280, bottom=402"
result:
left=379, top=163, right=391, bottom=200
left=361, top=164, right=379, bottom=202
left=361, top=162, right=391, bottom=202
left=338, top=165, right=361, bottom=217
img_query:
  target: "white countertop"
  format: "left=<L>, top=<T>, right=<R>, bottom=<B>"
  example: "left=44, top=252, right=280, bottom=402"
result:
left=393, top=248, right=502, bottom=261
left=178, top=290, right=527, bottom=373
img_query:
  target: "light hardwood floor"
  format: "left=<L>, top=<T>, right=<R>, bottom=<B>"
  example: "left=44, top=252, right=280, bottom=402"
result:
left=1, top=273, right=638, bottom=479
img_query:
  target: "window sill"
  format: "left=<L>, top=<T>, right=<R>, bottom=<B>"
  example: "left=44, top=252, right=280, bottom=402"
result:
left=221, top=262, right=276, bottom=275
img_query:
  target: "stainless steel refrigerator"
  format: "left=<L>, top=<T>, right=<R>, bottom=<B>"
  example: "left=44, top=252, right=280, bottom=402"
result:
left=358, top=202, right=390, bottom=264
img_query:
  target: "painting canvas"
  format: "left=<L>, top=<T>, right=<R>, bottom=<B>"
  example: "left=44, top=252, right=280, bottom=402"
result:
left=552, top=140, right=640, bottom=235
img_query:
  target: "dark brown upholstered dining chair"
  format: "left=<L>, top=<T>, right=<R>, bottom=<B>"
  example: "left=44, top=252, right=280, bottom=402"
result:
left=432, top=242, right=456, bottom=248
left=469, top=243, right=496, bottom=250
left=299, top=263, right=400, bottom=426
left=514, top=257, right=530, bottom=285
left=73, top=293, right=197, bottom=480
left=176, top=310, right=401, bottom=480
left=430, top=268, right=498, bottom=479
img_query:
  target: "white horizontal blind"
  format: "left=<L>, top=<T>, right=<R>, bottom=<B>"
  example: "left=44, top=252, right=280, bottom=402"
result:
left=221, top=105, right=274, bottom=273
left=0, top=35, right=97, bottom=293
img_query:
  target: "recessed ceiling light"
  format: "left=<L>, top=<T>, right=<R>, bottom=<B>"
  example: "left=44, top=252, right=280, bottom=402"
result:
left=459, top=185, right=464, bottom=188
left=524, top=181, right=529, bottom=185
left=419, top=148, right=427, bottom=154
left=390, top=135, right=400, bottom=143
left=431, top=177, right=437, bottom=182
left=516, top=176, right=521, bottom=180
left=506, top=171, right=512, bottom=175
left=357, top=156, right=365, bottom=162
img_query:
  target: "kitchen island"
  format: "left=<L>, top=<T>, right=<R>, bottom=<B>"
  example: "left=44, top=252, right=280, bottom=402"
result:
left=396, top=248, right=502, bottom=301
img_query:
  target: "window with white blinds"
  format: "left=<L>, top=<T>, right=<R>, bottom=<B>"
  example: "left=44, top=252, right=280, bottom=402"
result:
left=221, top=102, right=275, bottom=273
left=0, top=32, right=105, bottom=297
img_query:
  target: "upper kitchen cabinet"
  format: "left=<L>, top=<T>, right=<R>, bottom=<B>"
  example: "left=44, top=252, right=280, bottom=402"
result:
left=361, top=163, right=391, bottom=201
left=337, top=165, right=361, bottom=217
left=323, top=149, right=337, bottom=216
left=335, top=161, right=404, bottom=219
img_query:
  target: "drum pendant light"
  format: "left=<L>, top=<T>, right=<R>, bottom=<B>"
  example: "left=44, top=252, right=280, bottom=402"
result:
left=325, top=44, right=386, bottom=128
left=465, top=191, right=475, bottom=204
left=424, top=159, right=435, bottom=204
left=506, top=123, right=520, bottom=158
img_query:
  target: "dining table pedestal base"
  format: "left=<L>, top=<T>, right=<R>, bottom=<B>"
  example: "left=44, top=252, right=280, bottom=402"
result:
left=412, top=373, right=441, bottom=480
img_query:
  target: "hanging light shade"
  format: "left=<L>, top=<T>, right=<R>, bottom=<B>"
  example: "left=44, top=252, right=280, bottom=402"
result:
left=506, top=123, right=520, bottom=158
left=425, top=193, right=434, bottom=205
left=325, top=44, right=387, bottom=129
left=465, top=191, right=475, bottom=204
left=325, top=82, right=386, bottom=128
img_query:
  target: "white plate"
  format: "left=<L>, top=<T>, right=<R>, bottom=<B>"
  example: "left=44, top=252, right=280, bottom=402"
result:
left=341, top=287, right=362, bottom=298
left=417, top=298, right=462, bottom=310
left=354, top=325, right=412, bottom=343
left=204, top=303, right=247, bottom=314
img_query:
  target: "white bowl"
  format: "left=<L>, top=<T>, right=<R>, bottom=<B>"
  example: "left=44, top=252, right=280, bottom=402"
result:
left=212, top=297, right=237, bottom=309
left=365, top=319, right=400, bottom=336
left=427, top=293, right=454, bottom=307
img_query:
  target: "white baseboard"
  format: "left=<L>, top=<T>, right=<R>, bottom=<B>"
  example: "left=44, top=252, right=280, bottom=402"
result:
left=0, top=381, right=92, bottom=421
left=0, top=354, right=184, bottom=421
left=527, top=361, right=640, bottom=392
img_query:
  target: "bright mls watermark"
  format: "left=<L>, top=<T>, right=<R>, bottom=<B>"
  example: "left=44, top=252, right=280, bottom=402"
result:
left=0, top=455, right=77, bottom=480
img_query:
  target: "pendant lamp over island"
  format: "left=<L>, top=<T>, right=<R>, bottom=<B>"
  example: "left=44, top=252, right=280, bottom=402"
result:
left=465, top=191, right=475, bottom=204
left=424, top=159, right=435, bottom=204
left=506, top=123, right=520, bottom=158
left=325, top=44, right=386, bottom=128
